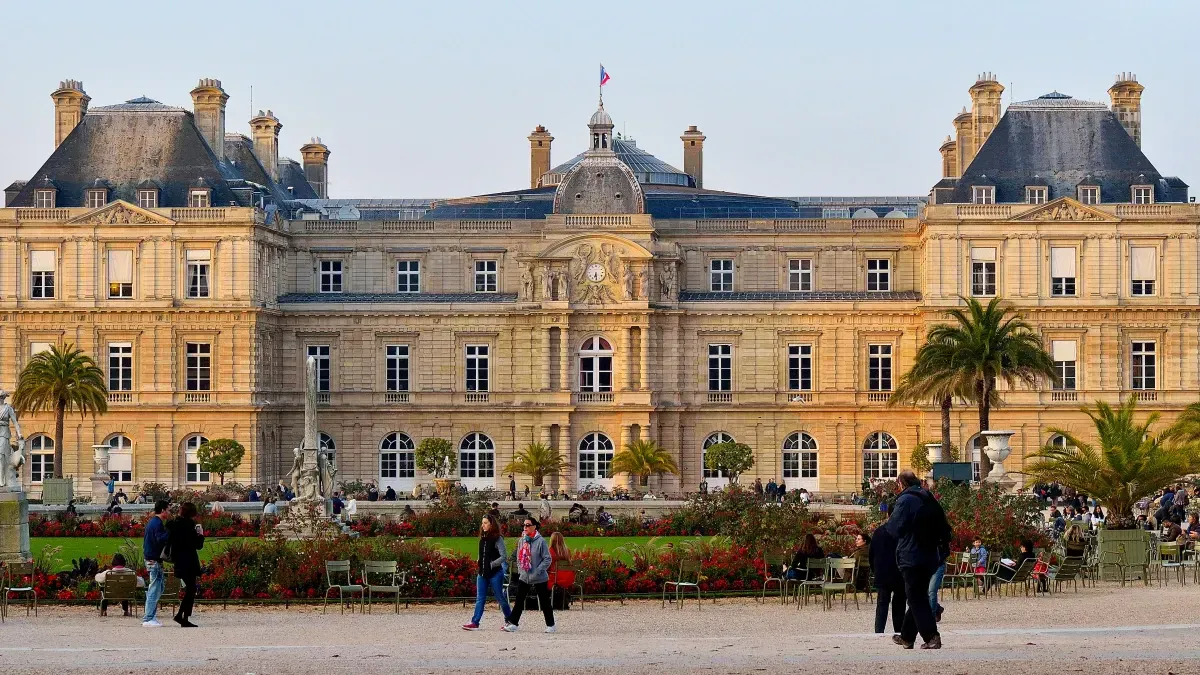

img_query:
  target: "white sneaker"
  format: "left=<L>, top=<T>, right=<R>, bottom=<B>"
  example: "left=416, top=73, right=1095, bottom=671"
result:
left=142, top=619, right=163, bottom=628
left=544, top=625, right=557, bottom=634
left=502, top=623, right=519, bottom=633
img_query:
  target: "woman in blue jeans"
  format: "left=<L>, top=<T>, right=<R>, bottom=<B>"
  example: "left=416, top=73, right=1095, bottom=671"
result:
left=463, top=513, right=511, bottom=630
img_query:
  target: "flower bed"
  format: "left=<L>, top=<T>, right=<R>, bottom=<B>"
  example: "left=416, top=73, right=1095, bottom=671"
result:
left=29, top=512, right=269, bottom=538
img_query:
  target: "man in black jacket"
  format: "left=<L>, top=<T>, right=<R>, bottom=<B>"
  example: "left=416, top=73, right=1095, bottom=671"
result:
left=869, top=505, right=904, bottom=636
left=885, top=470, right=950, bottom=650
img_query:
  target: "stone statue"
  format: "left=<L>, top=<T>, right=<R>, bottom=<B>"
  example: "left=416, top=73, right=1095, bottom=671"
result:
left=0, top=391, right=24, bottom=491
left=318, top=449, right=337, bottom=500
left=94, top=445, right=110, bottom=478
left=659, top=263, right=677, bottom=300
left=636, top=266, right=647, bottom=300
left=623, top=263, right=635, bottom=300
left=520, top=266, right=533, bottom=301
left=539, top=265, right=552, bottom=300
left=553, top=269, right=566, bottom=301
left=288, top=447, right=304, bottom=497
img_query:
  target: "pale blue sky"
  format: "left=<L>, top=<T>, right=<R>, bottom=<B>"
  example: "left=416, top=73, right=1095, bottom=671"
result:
left=2, top=0, right=1198, bottom=199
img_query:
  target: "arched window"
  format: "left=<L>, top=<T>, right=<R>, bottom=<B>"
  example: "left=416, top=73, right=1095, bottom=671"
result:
left=862, top=432, right=898, bottom=479
left=1048, top=434, right=1072, bottom=450
left=578, top=337, right=613, bottom=393
left=380, top=432, right=415, bottom=484
left=459, top=433, right=495, bottom=480
left=782, top=432, right=818, bottom=480
left=702, top=432, right=734, bottom=482
left=969, top=435, right=987, bottom=483
left=107, top=434, right=133, bottom=483
left=578, top=432, right=614, bottom=483
left=319, top=433, right=335, bottom=462
left=184, top=435, right=210, bottom=483
left=28, top=434, right=54, bottom=483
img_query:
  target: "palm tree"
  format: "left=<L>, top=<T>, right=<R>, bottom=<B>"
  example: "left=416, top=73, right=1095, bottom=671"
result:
left=12, top=344, right=108, bottom=479
left=928, top=297, right=1058, bottom=477
left=890, top=334, right=973, bottom=461
left=502, top=442, right=568, bottom=488
left=1023, top=396, right=1200, bottom=529
left=610, top=439, right=679, bottom=488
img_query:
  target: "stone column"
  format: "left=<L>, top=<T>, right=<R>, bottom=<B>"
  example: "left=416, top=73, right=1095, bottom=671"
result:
left=616, top=326, right=630, bottom=391
left=639, top=324, right=650, bottom=390
left=558, top=327, right=571, bottom=391
left=540, top=328, right=552, bottom=391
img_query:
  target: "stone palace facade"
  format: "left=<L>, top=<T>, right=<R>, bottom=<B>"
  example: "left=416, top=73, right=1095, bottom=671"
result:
left=2, top=73, right=1197, bottom=496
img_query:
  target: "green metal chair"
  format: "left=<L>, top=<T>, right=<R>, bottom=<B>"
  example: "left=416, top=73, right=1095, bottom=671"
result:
left=820, top=559, right=859, bottom=610
left=795, top=558, right=828, bottom=608
left=98, top=570, right=141, bottom=617
left=760, top=552, right=788, bottom=604
left=994, top=558, right=1038, bottom=597
left=661, top=559, right=702, bottom=610
left=1046, top=556, right=1085, bottom=594
left=362, top=560, right=405, bottom=613
left=323, top=560, right=364, bottom=614
left=1158, top=542, right=1186, bottom=586
left=2, top=562, right=37, bottom=619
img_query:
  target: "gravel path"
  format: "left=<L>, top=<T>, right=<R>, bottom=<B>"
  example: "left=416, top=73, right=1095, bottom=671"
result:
left=2, top=583, right=1199, bottom=674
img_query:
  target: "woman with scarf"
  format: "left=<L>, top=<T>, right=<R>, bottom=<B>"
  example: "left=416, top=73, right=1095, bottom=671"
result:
left=463, top=513, right=511, bottom=630
left=502, top=516, right=556, bottom=633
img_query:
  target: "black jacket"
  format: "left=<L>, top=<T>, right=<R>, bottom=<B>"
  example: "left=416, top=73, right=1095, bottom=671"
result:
left=885, top=486, right=951, bottom=571
left=869, top=523, right=902, bottom=591
left=167, top=516, right=206, bottom=575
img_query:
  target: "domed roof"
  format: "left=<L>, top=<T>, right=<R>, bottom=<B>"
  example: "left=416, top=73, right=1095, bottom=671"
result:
left=589, top=104, right=613, bottom=127
left=543, top=137, right=693, bottom=187
left=92, top=96, right=186, bottom=113
left=1009, top=92, right=1107, bottom=110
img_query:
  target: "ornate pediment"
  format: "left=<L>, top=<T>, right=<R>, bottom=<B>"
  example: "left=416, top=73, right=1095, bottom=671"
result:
left=1010, top=197, right=1117, bottom=223
left=68, top=200, right=173, bottom=226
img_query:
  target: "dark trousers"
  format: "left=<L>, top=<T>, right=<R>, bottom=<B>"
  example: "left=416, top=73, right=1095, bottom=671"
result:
left=899, top=565, right=939, bottom=644
left=177, top=572, right=197, bottom=619
left=100, top=599, right=130, bottom=614
left=874, top=586, right=906, bottom=634
left=509, top=580, right=554, bottom=627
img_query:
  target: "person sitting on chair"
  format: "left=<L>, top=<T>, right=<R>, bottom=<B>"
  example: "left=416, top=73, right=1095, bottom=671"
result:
left=95, top=553, right=144, bottom=616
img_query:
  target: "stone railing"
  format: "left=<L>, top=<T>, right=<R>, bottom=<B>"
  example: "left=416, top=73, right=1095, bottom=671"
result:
left=170, top=208, right=227, bottom=221
left=924, top=202, right=1200, bottom=221
left=457, top=220, right=512, bottom=232
left=15, top=209, right=69, bottom=221
left=574, top=391, right=615, bottom=403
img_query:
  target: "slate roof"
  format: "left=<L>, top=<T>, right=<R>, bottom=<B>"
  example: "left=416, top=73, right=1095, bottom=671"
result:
left=278, top=159, right=319, bottom=200
left=278, top=292, right=518, bottom=304
left=679, top=290, right=922, bottom=302
left=544, top=137, right=694, bottom=187
left=945, top=93, right=1188, bottom=203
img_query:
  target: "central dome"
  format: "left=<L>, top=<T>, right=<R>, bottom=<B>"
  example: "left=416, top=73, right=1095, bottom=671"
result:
left=542, top=137, right=693, bottom=188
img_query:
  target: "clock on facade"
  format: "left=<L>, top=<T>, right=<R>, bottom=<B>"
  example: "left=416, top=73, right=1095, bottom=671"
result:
left=585, top=263, right=606, bottom=282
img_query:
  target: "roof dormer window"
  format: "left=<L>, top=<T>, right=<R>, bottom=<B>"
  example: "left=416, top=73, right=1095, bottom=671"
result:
left=188, top=189, right=211, bottom=208
left=86, top=189, right=107, bottom=209
left=1132, top=185, right=1154, bottom=205
left=971, top=186, right=994, bottom=204
left=1025, top=186, right=1047, bottom=204
left=34, top=189, right=55, bottom=209
left=1077, top=186, right=1100, bottom=205
left=137, top=189, right=158, bottom=209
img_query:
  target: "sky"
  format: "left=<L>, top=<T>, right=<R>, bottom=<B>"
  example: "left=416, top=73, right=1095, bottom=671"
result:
left=2, top=0, right=1199, bottom=200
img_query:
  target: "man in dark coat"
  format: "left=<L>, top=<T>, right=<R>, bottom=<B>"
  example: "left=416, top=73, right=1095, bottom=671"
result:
left=885, top=470, right=950, bottom=650
left=869, top=505, right=904, bottom=635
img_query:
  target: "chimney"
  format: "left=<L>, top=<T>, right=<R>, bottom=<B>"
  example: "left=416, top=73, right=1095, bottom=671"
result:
left=969, top=72, right=1004, bottom=158
left=190, top=78, right=229, bottom=162
left=680, top=125, right=706, bottom=189
left=527, top=125, right=553, bottom=188
left=1109, top=72, right=1144, bottom=147
left=953, top=107, right=974, bottom=173
left=51, top=79, right=90, bottom=148
left=939, top=135, right=958, bottom=179
left=299, top=137, right=331, bottom=198
left=249, top=110, right=282, bottom=182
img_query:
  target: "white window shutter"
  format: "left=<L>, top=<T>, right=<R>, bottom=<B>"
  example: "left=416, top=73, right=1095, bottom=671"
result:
left=1131, top=247, right=1156, bottom=280
left=1050, top=247, right=1076, bottom=278
left=1051, top=340, right=1077, bottom=362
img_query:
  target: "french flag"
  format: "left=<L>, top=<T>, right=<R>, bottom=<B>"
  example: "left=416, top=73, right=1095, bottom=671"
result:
left=600, top=64, right=611, bottom=87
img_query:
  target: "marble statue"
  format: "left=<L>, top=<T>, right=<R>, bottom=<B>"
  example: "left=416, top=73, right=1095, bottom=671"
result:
left=636, top=266, right=647, bottom=300
left=288, top=447, right=303, bottom=496
left=623, top=263, right=635, bottom=300
left=0, top=391, right=24, bottom=491
left=520, top=266, right=533, bottom=301
left=318, top=448, right=337, bottom=500
left=658, top=263, right=677, bottom=300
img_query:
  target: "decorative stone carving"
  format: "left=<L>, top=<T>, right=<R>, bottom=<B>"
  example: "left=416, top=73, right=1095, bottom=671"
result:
left=569, top=242, right=623, bottom=304
left=520, top=265, right=533, bottom=301
left=534, top=265, right=548, bottom=301
left=623, top=263, right=635, bottom=300
left=73, top=202, right=166, bottom=225
left=635, top=265, right=648, bottom=300
left=658, top=262, right=678, bottom=301
left=1015, top=198, right=1115, bottom=223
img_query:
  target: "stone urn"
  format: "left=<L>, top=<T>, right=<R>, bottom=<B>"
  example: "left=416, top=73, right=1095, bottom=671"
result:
left=925, top=442, right=945, bottom=464
left=90, top=444, right=112, bottom=500
left=433, top=478, right=458, bottom=497
left=980, top=430, right=1015, bottom=482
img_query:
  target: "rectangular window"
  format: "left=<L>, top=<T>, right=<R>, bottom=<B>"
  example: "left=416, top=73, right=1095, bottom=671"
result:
left=137, top=190, right=158, bottom=209
left=474, top=260, right=497, bottom=293
left=1050, top=246, right=1077, bottom=297
left=465, top=344, right=490, bottom=392
left=707, top=344, right=732, bottom=392
left=108, top=343, right=133, bottom=392
left=30, top=250, right=56, bottom=299
left=1131, top=246, right=1156, bottom=296
left=1051, top=340, right=1077, bottom=391
left=107, top=249, right=133, bottom=299
left=788, top=344, right=812, bottom=391
left=186, top=249, right=211, bottom=298
left=87, top=190, right=107, bottom=209
left=188, top=190, right=210, bottom=208
left=386, top=345, right=410, bottom=392
left=868, top=343, right=893, bottom=391
left=307, top=345, right=330, bottom=392
left=1025, top=187, right=1047, bottom=204
left=788, top=258, right=813, bottom=292
left=971, top=186, right=994, bottom=204
left=970, top=247, right=997, bottom=297
left=1078, top=186, right=1100, bottom=205
left=863, top=451, right=899, bottom=479
left=319, top=260, right=343, bottom=294
left=30, top=453, right=54, bottom=483
left=396, top=260, right=420, bottom=293
left=185, top=342, right=211, bottom=391
left=709, top=259, right=734, bottom=292
left=1132, top=186, right=1154, bottom=204
left=34, top=190, right=55, bottom=209
left=30, top=342, right=52, bottom=357
left=1131, top=341, right=1156, bottom=390
left=866, top=258, right=890, bottom=292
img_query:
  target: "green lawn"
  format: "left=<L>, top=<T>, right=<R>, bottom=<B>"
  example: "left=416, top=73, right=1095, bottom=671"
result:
left=33, top=535, right=707, bottom=571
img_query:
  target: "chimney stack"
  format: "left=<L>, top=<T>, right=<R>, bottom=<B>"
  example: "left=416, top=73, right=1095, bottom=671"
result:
left=939, top=135, right=958, bottom=179
left=51, top=79, right=90, bottom=148
left=969, top=72, right=1004, bottom=159
left=190, top=78, right=229, bottom=162
left=681, top=125, right=706, bottom=189
left=954, top=107, right=974, bottom=174
left=1109, top=72, right=1144, bottom=147
left=527, top=125, right=553, bottom=188
left=249, top=110, right=282, bottom=182
left=299, top=137, right=331, bottom=198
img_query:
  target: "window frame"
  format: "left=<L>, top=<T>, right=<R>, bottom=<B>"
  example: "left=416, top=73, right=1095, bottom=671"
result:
left=1049, top=246, right=1078, bottom=298
left=184, top=342, right=211, bottom=392
left=1077, top=186, right=1100, bottom=205
left=34, top=189, right=55, bottom=209
left=184, top=434, right=211, bottom=483
left=862, top=431, right=899, bottom=480
left=781, top=431, right=818, bottom=480
left=709, top=259, right=734, bottom=293
left=787, top=343, right=812, bottom=391
left=465, top=344, right=490, bottom=392
left=971, top=186, right=994, bottom=204
left=30, top=249, right=56, bottom=300
left=1130, top=246, right=1157, bottom=297
left=969, top=247, right=997, bottom=297
left=106, top=248, right=134, bottom=299
left=1025, top=186, right=1048, bottom=205
left=1050, top=339, right=1078, bottom=391
left=385, top=344, right=410, bottom=393
left=307, top=345, right=331, bottom=392
left=318, top=259, right=344, bottom=294
left=788, top=258, right=813, bottom=292
left=396, top=259, right=421, bottom=293
left=867, top=343, right=893, bottom=392
left=188, top=189, right=211, bottom=208
left=578, top=336, right=614, bottom=393
left=86, top=189, right=107, bottom=209
left=108, top=342, right=133, bottom=392
left=707, top=343, right=732, bottom=392
left=474, top=259, right=498, bottom=294
left=702, top=432, right=734, bottom=480
left=137, top=189, right=158, bottom=209
left=28, top=435, right=55, bottom=483
left=185, top=249, right=212, bottom=299
left=107, top=434, right=133, bottom=483
left=1132, top=185, right=1154, bottom=205
left=380, top=432, right=416, bottom=480
left=577, top=432, right=615, bottom=482
left=1131, top=340, right=1156, bottom=390
left=866, top=258, right=891, bottom=292
left=458, top=432, right=495, bottom=480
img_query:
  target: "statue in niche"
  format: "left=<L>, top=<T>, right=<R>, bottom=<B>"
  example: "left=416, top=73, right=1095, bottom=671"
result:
left=658, top=263, right=677, bottom=300
left=520, top=265, right=533, bottom=301
left=534, top=265, right=547, bottom=301
left=636, top=266, right=648, bottom=300
left=623, top=263, right=635, bottom=300
left=552, top=269, right=566, bottom=301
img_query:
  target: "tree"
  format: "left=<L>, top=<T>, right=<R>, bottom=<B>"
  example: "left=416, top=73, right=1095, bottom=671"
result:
left=927, top=297, right=1058, bottom=477
left=890, top=333, right=973, bottom=462
left=1022, top=396, right=1200, bottom=529
left=503, top=442, right=568, bottom=488
left=414, top=437, right=456, bottom=478
left=12, top=343, right=108, bottom=479
left=703, top=441, right=754, bottom=484
left=196, top=438, right=245, bottom=485
left=610, top=439, right=679, bottom=488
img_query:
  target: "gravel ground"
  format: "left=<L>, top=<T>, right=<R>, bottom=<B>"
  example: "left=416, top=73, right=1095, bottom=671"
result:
left=2, top=583, right=1200, bottom=675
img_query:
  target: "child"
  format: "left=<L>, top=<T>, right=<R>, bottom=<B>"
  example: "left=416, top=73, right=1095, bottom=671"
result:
left=969, top=538, right=989, bottom=574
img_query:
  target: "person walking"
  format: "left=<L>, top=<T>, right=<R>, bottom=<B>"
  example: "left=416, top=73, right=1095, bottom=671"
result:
left=141, top=500, right=171, bottom=627
left=886, top=470, right=950, bottom=650
left=167, top=502, right=206, bottom=628
left=463, top=513, right=512, bottom=630
left=503, top=517, right=556, bottom=633
left=869, top=505, right=905, bottom=636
